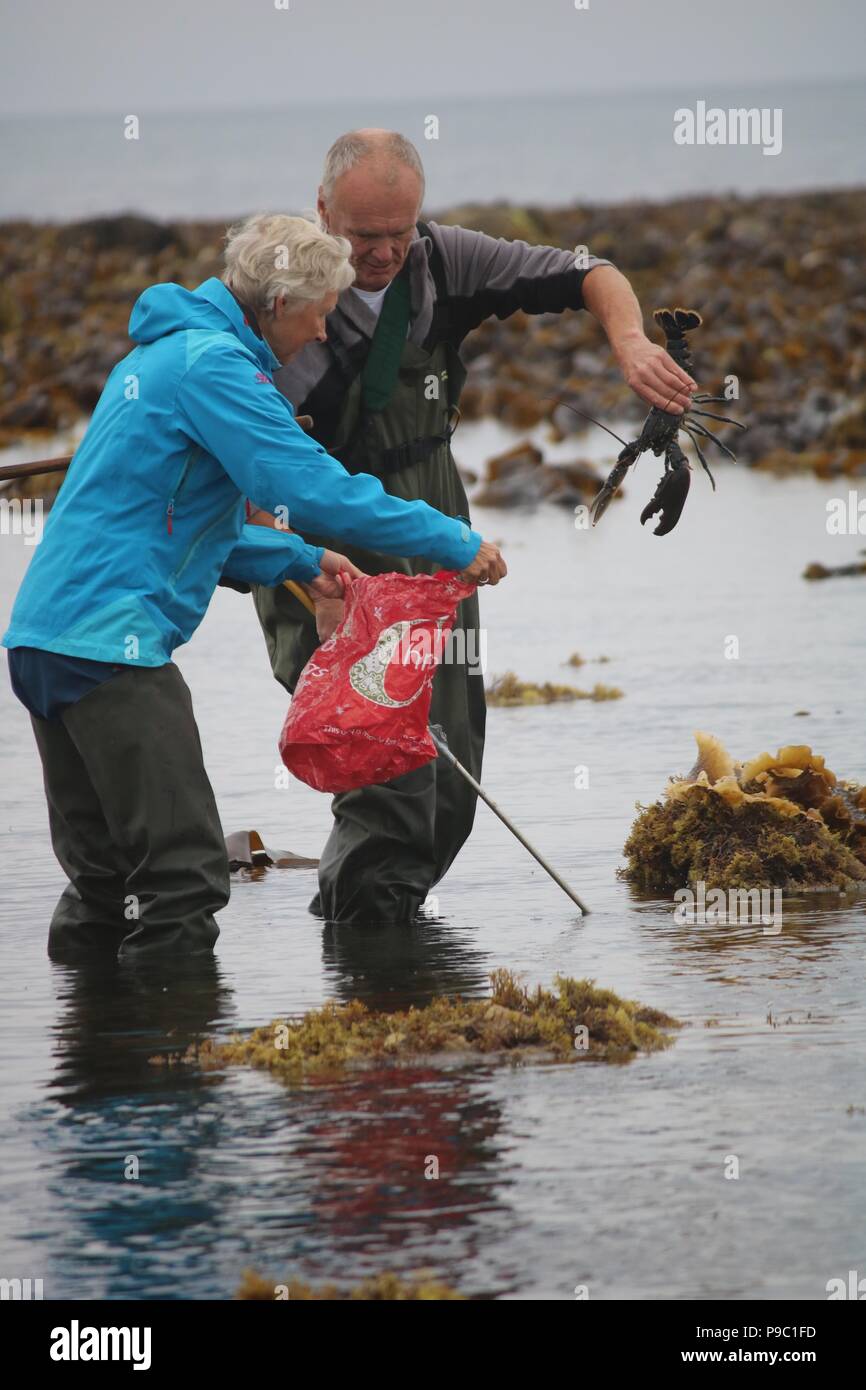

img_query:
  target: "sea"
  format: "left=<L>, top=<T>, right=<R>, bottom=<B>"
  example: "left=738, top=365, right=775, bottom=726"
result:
left=1, top=78, right=865, bottom=222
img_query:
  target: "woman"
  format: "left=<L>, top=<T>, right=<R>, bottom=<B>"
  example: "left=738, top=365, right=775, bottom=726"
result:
left=3, top=214, right=506, bottom=960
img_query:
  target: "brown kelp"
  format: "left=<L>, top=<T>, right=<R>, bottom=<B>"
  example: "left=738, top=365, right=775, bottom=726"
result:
left=237, top=1270, right=466, bottom=1300
left=623, top=732, right=866, bottom=893
left=4, top=190, right=865, bottom=477
left=486, top=672, right=623, bottom=706
left=803, top=558, right=866, bottom=581
left=172, top=970, right=680, bottom=1079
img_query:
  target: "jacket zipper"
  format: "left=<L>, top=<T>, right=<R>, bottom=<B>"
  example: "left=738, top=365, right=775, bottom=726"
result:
left=166, top=449, right=200, bottom=535
left=170, top=495, right=242, bottom=584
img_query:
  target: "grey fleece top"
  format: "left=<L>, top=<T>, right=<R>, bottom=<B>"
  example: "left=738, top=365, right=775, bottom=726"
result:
left=274, top=219, right=613, bottom=421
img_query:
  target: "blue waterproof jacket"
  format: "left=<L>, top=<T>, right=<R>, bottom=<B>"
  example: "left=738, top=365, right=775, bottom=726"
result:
left=3, top=278, right=481, bottom=666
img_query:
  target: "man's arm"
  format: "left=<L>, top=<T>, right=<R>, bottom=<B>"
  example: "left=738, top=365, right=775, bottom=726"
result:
left=428, top=222, right=695, bottom=412
left=581, top=264, right=695, bottom=412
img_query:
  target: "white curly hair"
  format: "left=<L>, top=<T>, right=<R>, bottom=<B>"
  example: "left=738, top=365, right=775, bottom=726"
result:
left=222, top=213, right=354, bottom=314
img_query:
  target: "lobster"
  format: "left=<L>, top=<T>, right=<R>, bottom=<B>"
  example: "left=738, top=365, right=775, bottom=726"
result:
left=585, top=307, right=747, bottom=536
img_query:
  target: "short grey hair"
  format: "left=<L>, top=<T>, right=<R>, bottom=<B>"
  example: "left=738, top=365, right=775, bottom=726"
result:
left=222, top=213, right=355, bottom=315
left=321, top=130, right=425, bottom=203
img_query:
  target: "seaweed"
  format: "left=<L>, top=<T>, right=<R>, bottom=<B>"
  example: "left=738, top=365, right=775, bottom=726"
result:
left=237, top=1270, right=466, bottom=1300
left=486, top=671, right=623, bottom=706
left=803, top=559, right=866, bottom=581
left=623, top=732, right=866, bottom=893
left=176, top=969, right=680, bottom=1080
left=564, top=652, right=611, bottom=667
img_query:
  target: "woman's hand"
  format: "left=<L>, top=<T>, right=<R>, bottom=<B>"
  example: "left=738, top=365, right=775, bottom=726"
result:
left=306, top=549, right=364, bottom=604
left=459, top=540, right=507, bottom=587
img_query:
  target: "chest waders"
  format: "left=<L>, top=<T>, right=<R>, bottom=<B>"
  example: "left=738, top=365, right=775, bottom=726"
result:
left=252, top=249, right=486, bottom=924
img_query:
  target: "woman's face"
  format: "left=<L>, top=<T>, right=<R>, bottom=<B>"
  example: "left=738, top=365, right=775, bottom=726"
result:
left=263, top=291, right=339, bottom=364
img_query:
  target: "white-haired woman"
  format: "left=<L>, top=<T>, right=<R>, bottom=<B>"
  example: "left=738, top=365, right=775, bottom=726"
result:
left=3, top=213, right=506, bottom=962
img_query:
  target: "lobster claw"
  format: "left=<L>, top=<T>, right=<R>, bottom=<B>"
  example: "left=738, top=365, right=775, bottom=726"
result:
left=640, top=460, right=691, bottom=536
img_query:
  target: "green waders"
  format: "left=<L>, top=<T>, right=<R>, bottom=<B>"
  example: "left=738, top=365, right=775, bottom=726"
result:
left=252, top=330, right=486, bottom=925
left=31, top=663, right=229, bottom=958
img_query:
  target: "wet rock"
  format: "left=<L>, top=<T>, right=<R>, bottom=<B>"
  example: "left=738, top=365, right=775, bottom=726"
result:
left=0, top=389, right=57, bottom=429
left=473, top=440, right=604, bottom=509
left=57, top=214, right=180, bottom=255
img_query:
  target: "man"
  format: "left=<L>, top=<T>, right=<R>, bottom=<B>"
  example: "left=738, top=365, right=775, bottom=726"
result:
left=252, top=130, right=696, bottom=927
left=3, top=213, right=505, bottom=961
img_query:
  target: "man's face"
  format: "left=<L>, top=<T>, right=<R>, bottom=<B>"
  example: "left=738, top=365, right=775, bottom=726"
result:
left=318, top=163, right=423, bottom=292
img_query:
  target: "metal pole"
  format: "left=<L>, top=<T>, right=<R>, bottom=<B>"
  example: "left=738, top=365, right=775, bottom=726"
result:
left=430, top=730, right=590, bottom=916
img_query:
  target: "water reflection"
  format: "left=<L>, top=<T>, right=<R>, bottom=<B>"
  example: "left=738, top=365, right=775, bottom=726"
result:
left=321, top=918, right=492, bottom=1010
left=626, top=881, right=866, bottom=971
left=37, top=938, right=512, bottom=1298
left=275, top=1064, right=510, bottom=1294
left=34, top=958, right=237, bottom=1297
left=48, top=956, right=235, bottom=1103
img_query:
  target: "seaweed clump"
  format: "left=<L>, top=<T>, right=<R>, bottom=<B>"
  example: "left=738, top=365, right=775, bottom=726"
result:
left=237, top=1270, right=465, bottom=1300
left=623, top=732, right=866, bottom=893
left=803, top=559, right=866, bottom=581
left=486, top=671, right=622, bottom=706
left=181, top=970, right=679, bottom=1079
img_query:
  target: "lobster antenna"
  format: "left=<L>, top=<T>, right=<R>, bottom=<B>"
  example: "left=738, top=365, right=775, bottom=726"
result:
left=542, top=397, right=630, bottom=449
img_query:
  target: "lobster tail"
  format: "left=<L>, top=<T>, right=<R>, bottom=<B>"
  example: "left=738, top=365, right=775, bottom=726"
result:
left=653, top=306, right=702, bottom=374
left=653, top=307, right=703, bottom=336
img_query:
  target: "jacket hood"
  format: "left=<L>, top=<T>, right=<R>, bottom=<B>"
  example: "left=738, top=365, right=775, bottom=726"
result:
left=128, top=277, right=279, bottom=373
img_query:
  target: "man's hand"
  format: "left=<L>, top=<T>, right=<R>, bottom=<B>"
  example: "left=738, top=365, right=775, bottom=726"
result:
left=580, top=266, right=696, bottom=413
left=614, top=332, right=695, bottom=413
left=459, top=540, right=507, bottom=587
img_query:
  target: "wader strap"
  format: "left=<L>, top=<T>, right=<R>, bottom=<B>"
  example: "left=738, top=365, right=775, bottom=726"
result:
left=378, top=424, right=457, bottom=476
left=360, top=270, right=411, bottom=413
left=417, top=221, right=448, bottom=301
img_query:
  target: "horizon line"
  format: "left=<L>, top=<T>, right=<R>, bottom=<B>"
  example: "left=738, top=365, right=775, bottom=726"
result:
left=1, top=71, right=864, bottom=122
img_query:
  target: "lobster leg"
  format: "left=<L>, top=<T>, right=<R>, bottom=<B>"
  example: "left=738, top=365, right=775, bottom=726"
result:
left=688, top=408, right=748, bottom=430
left=687, top=419, right=740, bottom=462
left=682, top=427, right=717, bottom=489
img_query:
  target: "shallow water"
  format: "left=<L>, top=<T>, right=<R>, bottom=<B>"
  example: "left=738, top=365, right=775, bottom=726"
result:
left=1, top=421, right=865, bottom=1300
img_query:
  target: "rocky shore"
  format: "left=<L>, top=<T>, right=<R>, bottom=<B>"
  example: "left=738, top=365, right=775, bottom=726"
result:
left=1, top=189, right=864, bottom=493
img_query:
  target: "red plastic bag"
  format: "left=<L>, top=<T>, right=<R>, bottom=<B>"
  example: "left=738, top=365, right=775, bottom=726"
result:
left=279, top=570, right=475, bottom=793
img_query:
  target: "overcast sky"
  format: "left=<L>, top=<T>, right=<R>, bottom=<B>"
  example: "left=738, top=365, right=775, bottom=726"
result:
left=1, top=0, right=864, bottom=117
